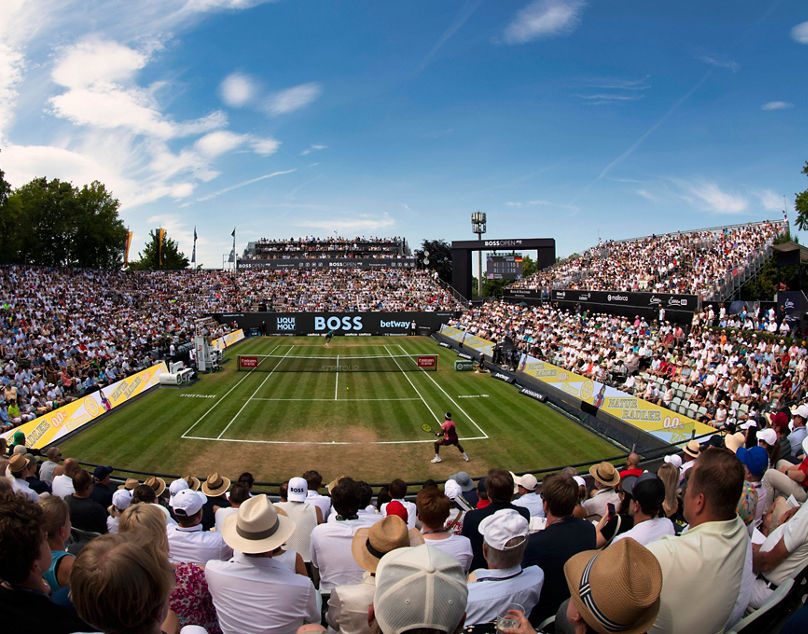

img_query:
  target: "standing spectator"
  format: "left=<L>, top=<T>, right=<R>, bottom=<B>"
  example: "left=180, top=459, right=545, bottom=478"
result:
left=646, top=448, right=748, bottom=633
left=460, top=469, right=530, bottom=573
left=205, top=495, right=320, bottom=633
left=522, top=472, right=596, bottom=624
left=65, top=469, right=107, bottom=534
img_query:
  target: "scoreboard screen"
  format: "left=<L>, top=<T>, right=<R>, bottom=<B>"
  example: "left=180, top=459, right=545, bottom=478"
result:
left=486, top=255, right=523, bottom=280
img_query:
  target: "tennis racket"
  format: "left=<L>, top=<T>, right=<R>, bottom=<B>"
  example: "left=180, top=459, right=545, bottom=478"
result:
left=422, top=423, right=434, bottom=434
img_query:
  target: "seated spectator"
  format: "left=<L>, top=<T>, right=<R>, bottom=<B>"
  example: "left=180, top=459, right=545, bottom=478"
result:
left=39, top=495, right=75, bottom=594
left=69, top=532, right=176, bottom=634
left=761, top=437, right=808, bottom=512
left=7, top=453, right=40, bottom=502
left=448, top=471, right=479, bottom=508
left=581, top=462, right=621, bottom=518
left=460, top=469, right=530, bottom=572
left=276, top=477, right=323, bottom=567
left=205, top=494, right=320, bottom=633
left=416, top=487, right=473, bottom=572
left=612, top=473, right=675, bottom=546
left=25, top=454, right=50, bottom=495
left=65, top=469, right=108, bottom=534
left=89, top=465, right=115, bottom=508
left=657, top=461, right=680, bottom=519
left=465, top=509, right=543, bottom=626
left=0, top=492, right=89, bottom=632
left=371, top=544, right=467, bottom=634
left=214, top=483, right=250, bottom=535
left=381, top=479, right=417, bottom=530
left=736, top=446, right=769, bottom=527
left=522, top=472, right=596, bottom=623
left=645, top=448, right=747, bottom=633
left=512, top=474, right=545, bottom=518
left=167, top=488, right=231, bottom=565
left=51, top=457, right=79, bottom=498
left=106, top=488, right=132, bottom=534
left=201, top=472, right=230, bottom=531
left=788, top=405, right=808, bottom=458
left=304, top=469, right=332, bottom=520
left=327, top=515, right=423, bottom=634
left=619, top=452, right=643, bottom=479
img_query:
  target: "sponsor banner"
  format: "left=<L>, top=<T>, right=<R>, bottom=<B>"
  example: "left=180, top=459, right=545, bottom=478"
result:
left=503, top=288, right=543, bottom=300
left=239, top=356, right=259, bottom=370
left=210, top=313, right=453, bottom=336
left=455, top=360, right=475, bottom=371
left=550, top=289, right=699, bottom=312
left=518, top=354, right=715, bottom=444
left=417, top=355, right=438, bottom=369
left=210, top=329, right=245, bottom=353
left=456, top=352, right=473, bottom=360
left=1, top=362, right=168, bottom=450
left=438, top=325, right=495, bottom=358
left=492, top=371, right=515, bottom=384
left=778, top=291, right=808, bottom=326
left=519, top=387, right=546, bottom=402
left=237, top=258, right=417, bottom=271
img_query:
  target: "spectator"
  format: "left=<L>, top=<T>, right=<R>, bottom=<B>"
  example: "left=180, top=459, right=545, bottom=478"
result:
left=619, top=452, right=643, bottom=479
left=107, top=488, right=132, bottom=533
left=275, top=477, right=323, bottom=567
left=89, top=465, right=115, bottom=508
left=465, top=509, right=543, bottom=626
left=65, top=469, right=107, bottom=534
left=512, top=474, right=545, bottom=518
left=645, top=448, right=747, bottom=633
left=166, top=488, right=231, bottom=565
left=201, top=472, right=231, bottom=531
left=736, top=446, right=769, bottom=527
left=7, top=453, right=40, bottom=501
left=381, top=479, right=417, bottom=530
left=51, top=457, right=79, bottom=498
left=205, top=494, right=320, bottom=633
left=581, top=462, right=621, bottom=518
left=761, top=437, right=808, bottom=512
left=39, top=446, right=62, bottom=486
left=371, top=544, right=467, bottom=634
left=327, top=515, right=423, bottom=634
left=461, top=470, right=530, bottom=572
left=448, top=471, right=479, bottom=507
left=303, top=469, right=332, bottom=520
left=522, top=472, right=596, bottom=623
left=612, top=474, right=675, bottom=546
left=214, top=483, right=250, bottom=534
left=39, top=495, right=75, bottom=594
left=788, top=404, right=808, bottom=458
left=416, top=487, right=473, bottom=572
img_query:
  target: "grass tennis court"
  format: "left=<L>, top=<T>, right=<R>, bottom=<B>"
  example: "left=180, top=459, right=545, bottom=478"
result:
left=60, top=337, right=617, bottom=483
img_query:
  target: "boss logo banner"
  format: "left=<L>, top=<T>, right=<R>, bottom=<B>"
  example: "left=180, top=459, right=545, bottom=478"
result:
left=209, top=312, right=455, bottom=336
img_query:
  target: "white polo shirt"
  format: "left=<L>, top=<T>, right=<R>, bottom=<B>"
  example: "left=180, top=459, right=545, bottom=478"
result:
left=166, top=523, right=232, bottom=565
left=465, top=565, right=545, bottom=626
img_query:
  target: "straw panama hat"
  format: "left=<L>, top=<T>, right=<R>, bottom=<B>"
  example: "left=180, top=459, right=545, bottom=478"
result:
left=202, top=472, right=231, bottom=497
left=683, top=439, right=700, bottom=459
left=144, top=476, right=167, bottom=497
left=118, top=477, right=139, bottom=491
left=589, top=462, right=620, bottom=488
left=564, top=538, right=662, bottom=634
left=351, top=515, right=424, bottom=572
left=221, top=494, right=296, bottom=554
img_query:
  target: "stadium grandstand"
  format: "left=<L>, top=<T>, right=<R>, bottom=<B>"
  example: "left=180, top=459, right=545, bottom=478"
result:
left=2, top=227, right=808, bottom=633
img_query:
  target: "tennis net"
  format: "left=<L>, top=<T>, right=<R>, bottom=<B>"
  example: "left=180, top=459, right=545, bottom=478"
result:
left=237, top=353, right=438, bottom=372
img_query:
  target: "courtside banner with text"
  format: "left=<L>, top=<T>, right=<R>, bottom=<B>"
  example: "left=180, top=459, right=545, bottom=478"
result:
left=517, top=354, right=714, bottom=443
left=210, top=328, right=245, bottom=353
left=213, top=313, right=455, bottom=336
left=550, top=290, right=699, bottom=312
left=0, top=362, right=168, bottom=450
left=438, top=325, right=495, bottom=358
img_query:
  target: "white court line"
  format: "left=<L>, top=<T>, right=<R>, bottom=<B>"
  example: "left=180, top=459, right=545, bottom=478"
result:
left=215, top=345, right=295, bottom=440
left=384, top=345, right=440, bottom=424
left=184, top=434, right=488, bottom=446
left=252, top=397, right=422, bottom=402
left=180, top=344, right=281, bottom=438
left=397, top=344, right=489, bottom=439
left=334, top=354, right=339, bottom=401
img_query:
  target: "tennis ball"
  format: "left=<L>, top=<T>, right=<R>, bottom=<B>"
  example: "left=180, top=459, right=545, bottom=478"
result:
left=346, top=386, right=350, bottom=390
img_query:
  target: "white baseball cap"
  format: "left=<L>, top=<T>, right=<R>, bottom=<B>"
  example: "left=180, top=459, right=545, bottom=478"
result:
left=443, top=479, right=462, bottom=500
left=757, top=428, right=778, bottom=446
left=478, top=508, right=529, bottom=550
left=287, top=477, right=308, bottom=502
left=170, top=488, right=205, bottom=517
left=374, top=545, right=467, bottom=634
left=663, top=454, right=682, bottom=469
left=516, top=474, right=538, bottom=491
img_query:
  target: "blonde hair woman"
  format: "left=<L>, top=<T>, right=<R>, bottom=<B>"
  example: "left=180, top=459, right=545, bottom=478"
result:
left=657, top=462, right=680, bottom=519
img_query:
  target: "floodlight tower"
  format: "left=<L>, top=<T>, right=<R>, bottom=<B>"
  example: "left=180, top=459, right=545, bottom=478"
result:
left=471, top=211, right=486, bottom=297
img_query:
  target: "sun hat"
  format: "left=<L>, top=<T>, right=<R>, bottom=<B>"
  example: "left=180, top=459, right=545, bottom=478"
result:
left=724, top=432, right=746, bottom=454
left=202, top=472, right=231, bottom=497
left=183, top=475, right=201, bottom=491
left=683, top=439, right=700, bottom=459
left=287, top=477, right=309, bottom=502
left=449, top=471, right=475, bottom=492
left=757, top=428, right=778, bottom=447
left=443, top=479, right=462, bottom=500
left=170, top=488, right=205, bottom=518
left=589, top=462, right=621, bottom=488
left=564, top=538, right=662, bottom=634
left=118, top=477, right=139, bottom=491
left=351, top=515, right=424, bottom=572
left=478, top=508, right=529, bottom=550
left=144, top=476, right=167, bottom=497
left=373, top=544, right=467, bottom=634
left=736, top=446, right=769, bottom=478
left=221, top=494, right=296, bottom=554
left=385, top=500, right=409, bottom=524
left=8, top=453, right=29, bottom=475
left=740, top=420, right=758, bottom=430
left=516, top=473, right=538, bottom=492
left=663, top=454, right=682, bottom=469
left=327, top=474, right=346, bottom=494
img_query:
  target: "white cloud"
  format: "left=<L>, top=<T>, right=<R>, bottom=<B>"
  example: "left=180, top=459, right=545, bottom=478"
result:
left=266, top=82, right=322, bottom=115
left=761, top=101, right=794, bottom=111
left=679, top=181, right=748, bottom=214
left=250, top=137, right=281, bottom=156
left=503, top=0, right=584, bottom=44
left=792, top=21, right=808, bottom=44
left=699, top=55, right=739, bottom=72
left=219, top=72, right=255, bottom=107
left=754, top=189, right=783, bottom=212
left=299, top=212, right=396, bottom=233
left=635, top=189, right=659, bottom=203
left=195, top=130, right=247, bottom=156
left=300, top=143, right=327, bottom=156
left=196, top=169, right=296, bottom=202
left=51, top=38, right=147, bottom=88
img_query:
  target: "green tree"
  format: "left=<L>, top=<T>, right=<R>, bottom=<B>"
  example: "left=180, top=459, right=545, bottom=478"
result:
left=414, top=239, right=452, bottom=284
left=520, top=254, right=538, bottom=278
left=131, top=229, right=189, bottom=270
left=796, top=161, right=808, bottom=231
left=72, top=182, right=128, bottom=268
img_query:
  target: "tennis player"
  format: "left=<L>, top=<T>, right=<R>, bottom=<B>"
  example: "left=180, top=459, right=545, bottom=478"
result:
left=431, top=412, right=469, bottom=464
left=324, top=328, right=334, bottom=347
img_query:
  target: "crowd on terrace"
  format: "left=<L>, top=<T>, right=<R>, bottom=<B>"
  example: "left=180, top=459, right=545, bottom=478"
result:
left=512, top=220, right=787, bottom=298
left=241, top=235, right=410, bottom=260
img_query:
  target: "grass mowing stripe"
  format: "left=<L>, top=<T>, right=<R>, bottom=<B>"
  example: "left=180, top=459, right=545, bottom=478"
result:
left=383, top=345, right=440, bottom=424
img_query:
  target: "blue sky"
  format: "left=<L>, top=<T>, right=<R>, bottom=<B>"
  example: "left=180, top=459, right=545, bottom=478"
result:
left=1, top=0, right=806, bottom=270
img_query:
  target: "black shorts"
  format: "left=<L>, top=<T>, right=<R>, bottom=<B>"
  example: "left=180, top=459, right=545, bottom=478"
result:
left=436, top=437, right=459, bottom=446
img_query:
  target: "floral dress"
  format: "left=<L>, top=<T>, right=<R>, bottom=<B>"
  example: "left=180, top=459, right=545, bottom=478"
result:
left=170, top=562, right=222, bottom=634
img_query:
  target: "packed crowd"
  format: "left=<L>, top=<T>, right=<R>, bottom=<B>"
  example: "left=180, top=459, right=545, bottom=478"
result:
left=242, top=236, right=409, bottom=261
left=451, top=300, right=807, bottom=427
left=512, top=220, right=787, bottom=298
left=3, top=427, right=808, bottom=633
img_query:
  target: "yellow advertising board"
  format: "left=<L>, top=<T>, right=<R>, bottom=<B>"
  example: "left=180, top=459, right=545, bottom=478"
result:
left=210, top=328, right=245, bottom=353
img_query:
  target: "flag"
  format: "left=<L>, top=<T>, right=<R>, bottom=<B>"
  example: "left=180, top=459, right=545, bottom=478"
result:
left=124, top=230, right=133, bottom=267
left=191, top=226, right=197, bottom=263
left=229, top=227, right=236, bottom=263
left=157, top=228, right=166, bottom=266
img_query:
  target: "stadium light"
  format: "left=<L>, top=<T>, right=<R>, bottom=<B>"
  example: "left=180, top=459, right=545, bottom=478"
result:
left=471, top=211, right=487, bottom=296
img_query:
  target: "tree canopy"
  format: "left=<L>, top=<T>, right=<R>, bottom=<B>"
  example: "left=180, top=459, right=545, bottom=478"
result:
left=795, top=161, right=808, bottom=232
left=130, top=229, right=189, bottom=270
left=414, top=239, right=452, bottom=284
left=0, top=168, right=128, bottom=268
